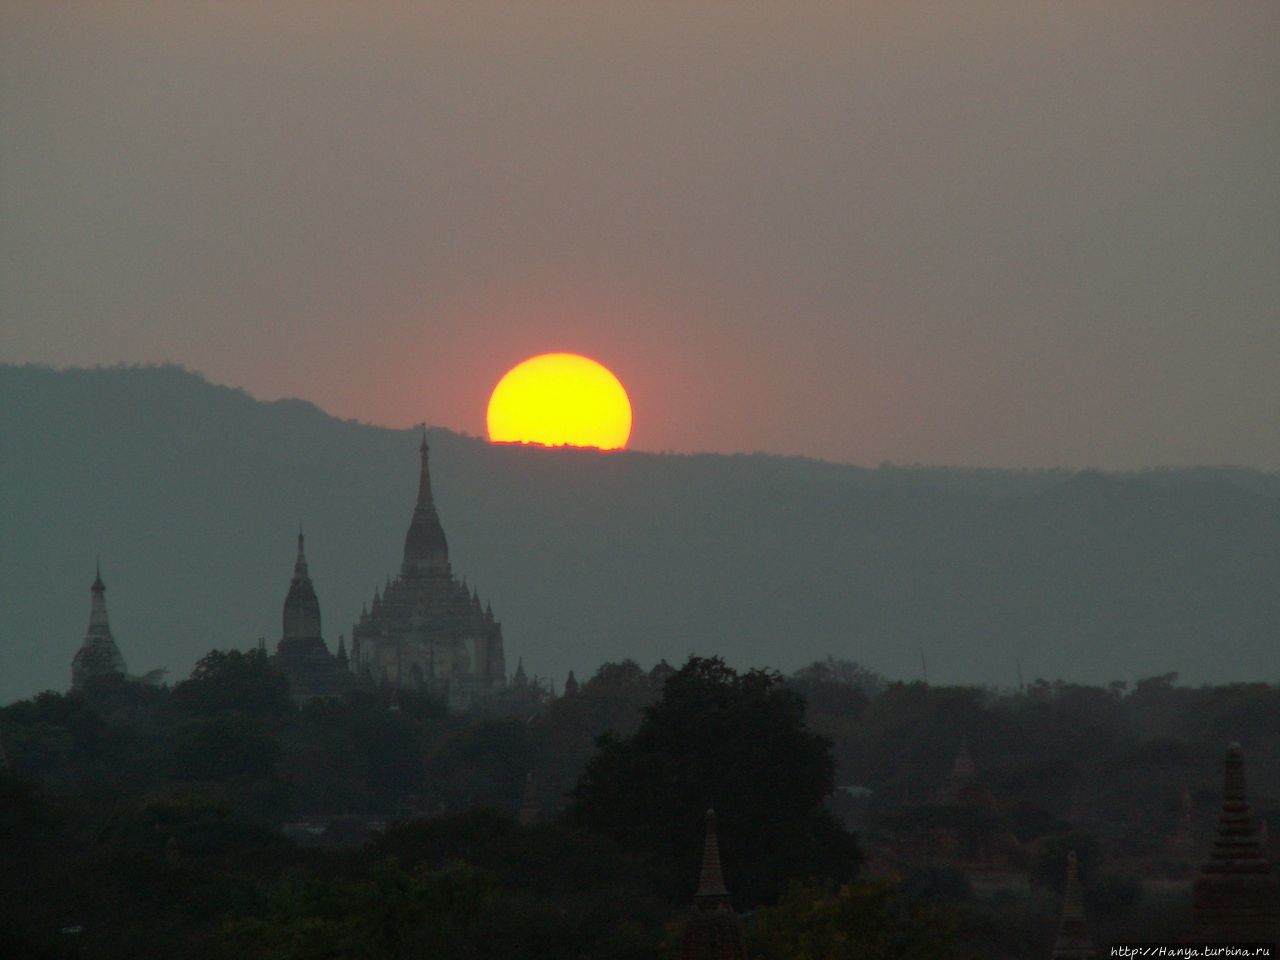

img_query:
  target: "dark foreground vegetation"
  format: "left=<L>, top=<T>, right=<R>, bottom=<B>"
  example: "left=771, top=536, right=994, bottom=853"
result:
left=3, top=652, right=1278, bottom=958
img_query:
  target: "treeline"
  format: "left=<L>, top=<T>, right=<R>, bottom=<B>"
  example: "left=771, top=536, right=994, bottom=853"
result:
left=3, top=655, right=1279, bottom=958
left=792, top=662, right=1280, bottom=849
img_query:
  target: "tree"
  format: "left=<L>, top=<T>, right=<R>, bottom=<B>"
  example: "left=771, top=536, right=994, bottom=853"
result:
left=749, top=880, right=972, bottom=960
left=169, top=648, right=291, bottom=717
left=571, top=656, right=859, bottom=905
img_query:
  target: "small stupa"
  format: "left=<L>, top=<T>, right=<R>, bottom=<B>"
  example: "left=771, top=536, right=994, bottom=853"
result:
left=1190, top=743, right=1280, bottom=942
left=680, top=809, right=747, bottom=960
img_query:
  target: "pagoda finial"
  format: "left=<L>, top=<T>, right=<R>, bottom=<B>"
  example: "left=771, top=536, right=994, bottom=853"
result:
left=88, top=564, right=110, bottom=627
left=417, top=428, right=433, bottom=506
left=294, top=528, right=308, bottom=578
left=1050, top=851, right=1095, bottom=958
left=281, top=530, right=321, bottom=644
left=401, top=432, right=450, bottom=578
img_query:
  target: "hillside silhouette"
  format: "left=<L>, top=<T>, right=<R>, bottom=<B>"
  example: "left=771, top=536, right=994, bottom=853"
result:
left=3, top=363, right=1279, bottom=702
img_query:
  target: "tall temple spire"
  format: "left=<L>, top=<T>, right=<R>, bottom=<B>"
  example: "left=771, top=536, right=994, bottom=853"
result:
left=282, top=530, right=322, bottom=644
left=696, top=809, right=730, bottom=900
left=349, top=434, right=506, bottom=705
left=72, top=564, right=127, bottom=690
left=274, top=532, right=351, bottom=703
left=88, top=559, right=110, bottom=632
left=1050, top=851, right=1095, bottom=959
left=401, top=429, right=451, bottom=578
left=417, top=428, right=433, bottom=505
left=680, top=809, right=746, bottom=960
left=1191, top=742, right=1280, bottom=942
left=294, top=527, right=308, bottom=578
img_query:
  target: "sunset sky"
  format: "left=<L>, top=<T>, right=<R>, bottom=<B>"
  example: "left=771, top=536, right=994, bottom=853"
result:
left=3, top=2, right=1278, bottom=468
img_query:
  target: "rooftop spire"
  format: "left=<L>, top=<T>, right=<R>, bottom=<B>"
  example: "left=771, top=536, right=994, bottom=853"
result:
left=1203, top=743, right=1268, bottom=873
left=1191, top=743, right=1280, bottom=942
left=696, top=809, right=729, bottom=900
left=281, top=531, right=322, bottom=644
left=680, top=808, right=746, bottom=959
left=401, top=429, right=450, bottom=577
left=417, top=427, right=433, bottom=507
left=294, top=528, right=309, bottom=578
left=87, top=563, right=110, bottom=633
left=1050, top=851, right=1095, bottom=959
left=72, top=563, right=127, bottom=690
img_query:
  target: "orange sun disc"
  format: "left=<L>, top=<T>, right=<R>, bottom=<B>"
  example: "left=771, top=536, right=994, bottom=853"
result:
left=486, top=353, right=632, bottom=450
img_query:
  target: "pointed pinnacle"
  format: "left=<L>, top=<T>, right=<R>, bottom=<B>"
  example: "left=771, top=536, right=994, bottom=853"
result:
left=696, top=808, right=729, bottom=898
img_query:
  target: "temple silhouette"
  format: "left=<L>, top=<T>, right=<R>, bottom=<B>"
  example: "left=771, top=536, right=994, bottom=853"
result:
left=347, top=431, right=506, bottom=708
left=273, top=431, right=506, bottom=708
left=70, top=563, right=127, bottom=690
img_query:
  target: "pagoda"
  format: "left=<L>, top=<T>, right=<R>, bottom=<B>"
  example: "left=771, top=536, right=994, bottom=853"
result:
left=71, top=564, right=127, bottom=690
left=1190, top=742, right=1280, bottom=942
left=680, top=809, right=747, bottom=960
left=349, top=432, right=505, bottom=709
left=1050, top=851, right=1095, bottom=959
left=272, top=531, right=351, bottom=703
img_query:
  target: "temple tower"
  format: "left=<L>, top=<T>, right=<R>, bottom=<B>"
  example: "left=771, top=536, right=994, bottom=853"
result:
left=680, top=809, right=747, bottom=960
left=1190, top=743, right=1280, bottom=942
left=282, top=530, right=322, bottom=645
left=401, top=432, right=450, bottom=579
left=71, top=564, right=127, bottom=690
left=350, top=432, right=506, bottom=709
left=272, top=532, right=350, bottom=703
left=1050, top=851, right=1095, bottom=959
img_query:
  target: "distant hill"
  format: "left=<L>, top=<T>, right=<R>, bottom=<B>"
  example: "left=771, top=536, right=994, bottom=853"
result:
left=2, top=363, right=1279, bottom=703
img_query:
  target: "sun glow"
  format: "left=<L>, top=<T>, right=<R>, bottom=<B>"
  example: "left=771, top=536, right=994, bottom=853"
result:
left=486, top=353, right=632, bottom=450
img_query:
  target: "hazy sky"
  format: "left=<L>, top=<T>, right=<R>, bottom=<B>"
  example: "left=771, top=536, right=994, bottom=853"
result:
left=4, top=2, right=1278, bottom=468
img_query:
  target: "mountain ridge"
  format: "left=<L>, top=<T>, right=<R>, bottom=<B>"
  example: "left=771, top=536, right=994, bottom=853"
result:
left=2, top=362, right=1278, bottom=703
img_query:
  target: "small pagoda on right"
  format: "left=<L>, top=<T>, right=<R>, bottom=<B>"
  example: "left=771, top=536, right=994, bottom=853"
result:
left=1189, top=742, right=1280, bottom=943
left=681, top=809, right=747, bottom=960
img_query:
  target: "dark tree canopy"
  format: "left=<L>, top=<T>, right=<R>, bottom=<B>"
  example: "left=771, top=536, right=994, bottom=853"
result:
left=570, top=655, right=860, bottom=905
left=169, top=648, right=291, bottom=717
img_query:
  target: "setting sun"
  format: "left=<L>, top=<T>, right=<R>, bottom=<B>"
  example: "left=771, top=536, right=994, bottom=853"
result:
left=486, top=353, right=632, bottom=450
